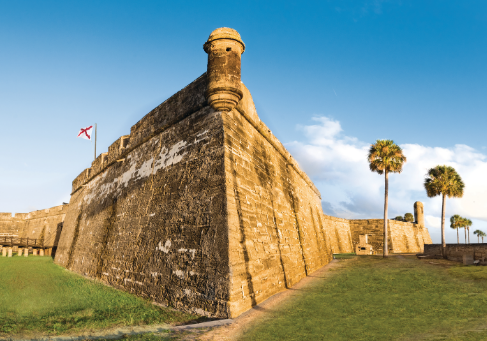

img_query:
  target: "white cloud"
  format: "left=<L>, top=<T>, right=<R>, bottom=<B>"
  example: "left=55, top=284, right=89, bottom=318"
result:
left=286, top=116, right=487, bottom=243
left=425, top=215, right=440, bottom=229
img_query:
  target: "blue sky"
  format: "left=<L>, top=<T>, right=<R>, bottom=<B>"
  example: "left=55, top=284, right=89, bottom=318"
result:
left=1, top=1, right=486, bottom=243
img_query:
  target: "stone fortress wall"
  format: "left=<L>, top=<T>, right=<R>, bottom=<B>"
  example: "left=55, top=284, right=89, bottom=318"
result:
left=0, top=204, right=67, bottom=249
left=349, top=219, right=432, bottom=254
left=55, top=73, right=232, bottom=317
left=348, top=201, right=432, bottom=254
left=1, top=28, right=433, bottom=319
left=321, top=211, right=432, bottom=256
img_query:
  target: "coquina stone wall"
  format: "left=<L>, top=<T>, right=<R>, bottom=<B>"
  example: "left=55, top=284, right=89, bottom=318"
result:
left=51, top=28, right=432, bottom=319
left=53, top=72, right=343, bottom=318
left=223, top=84, right=334, bottom=316
left=349, top=219, right=432, bottom=254
left=322, top=215, right=353, bottom=254
left=424, top=244, right=487, bottom=264
left=0, top=205, right=67, bottom=247
left=55, top=74, right=232, bottom=317
left=0, top=213, right=22, bottom=237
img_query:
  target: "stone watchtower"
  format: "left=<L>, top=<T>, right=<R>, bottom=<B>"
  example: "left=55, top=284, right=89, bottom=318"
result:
left=203, top=27, right=245, bottom=112
left=414, top=201, right=425, bottom=226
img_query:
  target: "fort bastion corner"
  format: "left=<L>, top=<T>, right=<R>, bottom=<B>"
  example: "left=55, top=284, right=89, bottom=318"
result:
left=0, top=28, right=432, bottom=319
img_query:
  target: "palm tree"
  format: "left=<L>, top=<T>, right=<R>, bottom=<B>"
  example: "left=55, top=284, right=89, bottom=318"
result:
left=450, top=214, right=462, bottom=244
left=368, top=140, right=407, bottom=257
left=424, top=165, right=465, bottom=258
left=459, top=217, right=468, bottom=244
left=465, top=218, right=472, bottom=244
left=474, top=229, right=482, bottom=243
left=480, top=231, right=486, bottom=243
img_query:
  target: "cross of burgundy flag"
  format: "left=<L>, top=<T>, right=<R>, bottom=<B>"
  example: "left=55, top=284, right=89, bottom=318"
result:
left=77, top=126, right=93, bottom=140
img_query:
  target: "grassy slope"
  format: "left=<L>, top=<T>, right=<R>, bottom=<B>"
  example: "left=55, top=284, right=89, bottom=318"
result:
left=0, top=256, right=202, bottom=336
left=240, top=256, right=487, bottom=341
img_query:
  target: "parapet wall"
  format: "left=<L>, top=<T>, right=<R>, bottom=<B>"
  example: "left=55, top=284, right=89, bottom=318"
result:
left=0, top=205, right=67, bottom=247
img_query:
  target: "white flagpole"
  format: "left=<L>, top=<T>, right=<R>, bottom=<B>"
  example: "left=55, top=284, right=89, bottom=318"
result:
left=94, top=123, right=97, bottom=161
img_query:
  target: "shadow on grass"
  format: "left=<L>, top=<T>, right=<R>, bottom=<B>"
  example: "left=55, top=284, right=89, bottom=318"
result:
left=0, top=257, right=205, bottom=337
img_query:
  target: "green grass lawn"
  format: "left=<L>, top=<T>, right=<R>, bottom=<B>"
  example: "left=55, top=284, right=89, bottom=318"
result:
left=240, top=256, right=487, bottom=341
left=6, top=254, right=487, bottom=340
left=0, top=256, right=203, bottom=337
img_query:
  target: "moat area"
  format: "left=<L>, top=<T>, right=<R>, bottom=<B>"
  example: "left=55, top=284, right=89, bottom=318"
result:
left=3, top=255, right=487, bottom=340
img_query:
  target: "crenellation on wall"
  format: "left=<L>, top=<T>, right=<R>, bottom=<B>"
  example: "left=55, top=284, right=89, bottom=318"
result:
left=0, top=213, right=15, bottom=220
left=14, top=213, right=29, bottom=220
left=107, top=135, right=131, bottom=165
left=91, top=152, right=107, bottom=175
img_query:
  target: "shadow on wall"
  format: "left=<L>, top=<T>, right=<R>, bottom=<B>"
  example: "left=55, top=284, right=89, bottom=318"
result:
left=51, top=222, right=64, bottom=258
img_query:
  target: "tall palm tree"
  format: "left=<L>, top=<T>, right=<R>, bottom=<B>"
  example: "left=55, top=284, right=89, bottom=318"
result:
left=424, top=165, right=465, bottom=258
left=450, top=214, right=462, bottom=244
left=480, top=231, right=486, bottom=243
left=455, top=216, right=466, bottom=244
left=368, top=140, right=407, bottom=257
left=474, top=229, right=482, bottom=243
left=460, top=217, right=468, bottom=244
left=465, top=218, right=472, bottom=244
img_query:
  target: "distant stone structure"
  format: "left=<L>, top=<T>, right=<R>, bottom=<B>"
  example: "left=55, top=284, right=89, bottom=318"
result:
left=0, top=28, right=432, bottom=318
left=0, top=204, right=67, bottom=255
left=322, top=210, right=432, bottom=256
left=423, top=244, right=487, bottom=265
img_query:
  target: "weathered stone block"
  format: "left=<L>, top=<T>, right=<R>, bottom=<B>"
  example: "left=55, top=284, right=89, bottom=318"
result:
left=463, top=254, right=474, bottom=265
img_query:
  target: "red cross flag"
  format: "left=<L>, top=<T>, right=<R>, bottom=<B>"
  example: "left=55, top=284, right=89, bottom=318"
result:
left=77, top=126, right=93, bottom=140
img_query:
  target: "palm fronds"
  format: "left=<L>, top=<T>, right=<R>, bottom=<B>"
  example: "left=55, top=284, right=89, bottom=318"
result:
left=424, top=165, right=465, bottom=199
left=368, top=140, right=407, bottom=175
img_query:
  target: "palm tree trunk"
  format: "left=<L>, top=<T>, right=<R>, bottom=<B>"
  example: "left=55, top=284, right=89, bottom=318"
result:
left=441, top=193, right=446, bottom=258
left=468, top=228, right=470, bottom=244
left=465, top=227, right=467, bottom=244
left=457, top=228, right=459, bottom=244
left=478, top=235, right=480, bottom=243
left=384, top=171, right=389, bottom=257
